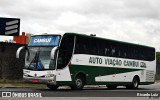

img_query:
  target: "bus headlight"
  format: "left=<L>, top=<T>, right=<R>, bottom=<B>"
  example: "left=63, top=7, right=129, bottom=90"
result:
left=23, top=73, right=29, bottom=77
left=45, top=74, right=54, bottom=78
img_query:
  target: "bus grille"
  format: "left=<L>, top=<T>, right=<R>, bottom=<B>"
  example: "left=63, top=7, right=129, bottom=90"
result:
left=146, top=70, right=155, bottom=82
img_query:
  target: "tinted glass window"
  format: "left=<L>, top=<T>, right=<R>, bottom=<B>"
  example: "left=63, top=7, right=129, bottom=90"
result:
left=57, top=35, right=74, bottom=69
left=74, top=35, right=155, bottom=61
left=75, top=36, right=90, bottom=54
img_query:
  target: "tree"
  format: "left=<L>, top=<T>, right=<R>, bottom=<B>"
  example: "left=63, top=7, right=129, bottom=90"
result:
left=156, top=52, right=160, bottom=80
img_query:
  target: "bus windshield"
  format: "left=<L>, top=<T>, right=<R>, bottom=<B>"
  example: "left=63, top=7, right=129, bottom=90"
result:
left=25, top=47, right=56, bottom=70
left=24, top=35, right=60, bottom=70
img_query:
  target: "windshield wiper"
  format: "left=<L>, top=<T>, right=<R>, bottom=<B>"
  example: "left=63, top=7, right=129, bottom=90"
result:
left=28, top=50, right=45, bottom=70
left=28, top=51, right=39, bottom=70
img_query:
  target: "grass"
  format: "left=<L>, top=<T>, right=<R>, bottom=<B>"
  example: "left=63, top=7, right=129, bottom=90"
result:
left=0, top=82, right=46, bottom=88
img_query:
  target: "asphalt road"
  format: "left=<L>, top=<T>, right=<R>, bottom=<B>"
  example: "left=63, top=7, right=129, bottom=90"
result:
left=0, top=83, right=160, bottom=100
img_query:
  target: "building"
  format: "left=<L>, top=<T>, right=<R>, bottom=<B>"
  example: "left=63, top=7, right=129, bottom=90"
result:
left=13, top=32, right=32, bottom=44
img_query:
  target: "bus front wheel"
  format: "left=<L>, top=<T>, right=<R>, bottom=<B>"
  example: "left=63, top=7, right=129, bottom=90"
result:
left=47, top=84, right=59, bottom=90
left=71, top=75, right=85, bottom=90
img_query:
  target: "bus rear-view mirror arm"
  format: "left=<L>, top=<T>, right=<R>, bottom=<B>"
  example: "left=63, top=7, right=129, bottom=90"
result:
left=16, top=46, right=30, bottom=59
left=16, top=46, right=28, bottom=59
left=51, top=46, right=59, bottom=60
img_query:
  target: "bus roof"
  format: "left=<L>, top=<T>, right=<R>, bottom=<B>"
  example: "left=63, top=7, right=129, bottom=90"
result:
left=64, top=32, right=155, bottom=49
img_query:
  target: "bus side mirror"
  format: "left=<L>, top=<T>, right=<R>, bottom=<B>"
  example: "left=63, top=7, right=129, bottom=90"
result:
left=16, top=46, right=25, bottom=58
left=51, top=46, right=59, bottom=60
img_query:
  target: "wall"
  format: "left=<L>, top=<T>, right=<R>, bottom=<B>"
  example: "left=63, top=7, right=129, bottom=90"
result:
left=26, top=33, right=32, bottom=44
left=0, top=42, right=26, bottom=82
left=13, top=32, right=26, bottom=44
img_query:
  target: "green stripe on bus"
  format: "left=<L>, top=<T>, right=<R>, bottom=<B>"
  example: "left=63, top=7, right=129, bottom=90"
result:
left=56, top=81, right=154, bottom=86
left=69, top=65, right=143, bottom=84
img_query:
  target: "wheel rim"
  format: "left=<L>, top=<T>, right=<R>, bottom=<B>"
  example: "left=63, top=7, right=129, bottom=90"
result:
left=76, top=79, right=82, bottom=88
left=133, top=79, right=138, bottom=88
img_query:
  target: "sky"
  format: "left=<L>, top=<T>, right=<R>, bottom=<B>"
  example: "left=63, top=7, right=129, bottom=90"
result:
left=0, top=0, right=160, bottom=51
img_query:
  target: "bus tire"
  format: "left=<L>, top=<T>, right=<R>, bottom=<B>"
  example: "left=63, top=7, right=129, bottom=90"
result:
left=47, top=84, right=59, bottom=90
left=71, top=75, right=85, bottom=90
left=106, top=85, right=117, bottom=89
left=126, top=77, right=139, bottom=89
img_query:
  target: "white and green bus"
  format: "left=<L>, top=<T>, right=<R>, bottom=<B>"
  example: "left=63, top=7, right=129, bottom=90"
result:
left=16, top=33, right=156, bottom=90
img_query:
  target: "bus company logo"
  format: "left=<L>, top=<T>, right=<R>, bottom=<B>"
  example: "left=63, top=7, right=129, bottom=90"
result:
left=2, top=92, right=11, bottom=97
left=34, top=73, right=37, bottom=77
left=76, top=59, right=83, bottom=62
left=33, top=38, right=52, bottom=43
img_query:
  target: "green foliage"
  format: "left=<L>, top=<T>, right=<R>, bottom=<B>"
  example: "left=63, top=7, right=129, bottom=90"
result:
left=156, top=52, right=160, bottom=64
left=156, top=52, right=160, bottom=80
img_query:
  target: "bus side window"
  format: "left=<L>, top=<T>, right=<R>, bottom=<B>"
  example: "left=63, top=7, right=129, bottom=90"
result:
left=98, top=40, right=105, bottom=56
left=151, top=49, right=155, bottom=61
left=75, top=43, right=80, bottom=53
left=105, top=41, right=112, bottom=56
left=90, top=39, right=98, bottom=55
left=118, top=45, right=122, bottom=58
left=111, top=48, right=116, bottom=56
left=75, top=36, right=89, bottom=54
left=105, top=48, right=109, bottom=56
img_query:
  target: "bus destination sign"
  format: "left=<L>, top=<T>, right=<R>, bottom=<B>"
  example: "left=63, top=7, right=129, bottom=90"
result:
left=28, top=35, right=60, bottom=46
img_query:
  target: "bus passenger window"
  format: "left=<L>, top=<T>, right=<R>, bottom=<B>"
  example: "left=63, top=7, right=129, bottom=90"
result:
left=105, top=48, right=108, bottom=55
left=111, top=48, right=115, bottom=56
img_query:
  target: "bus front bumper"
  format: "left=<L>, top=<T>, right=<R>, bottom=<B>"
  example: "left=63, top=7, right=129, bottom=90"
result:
left=23, top=76, right=56, bottom=85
